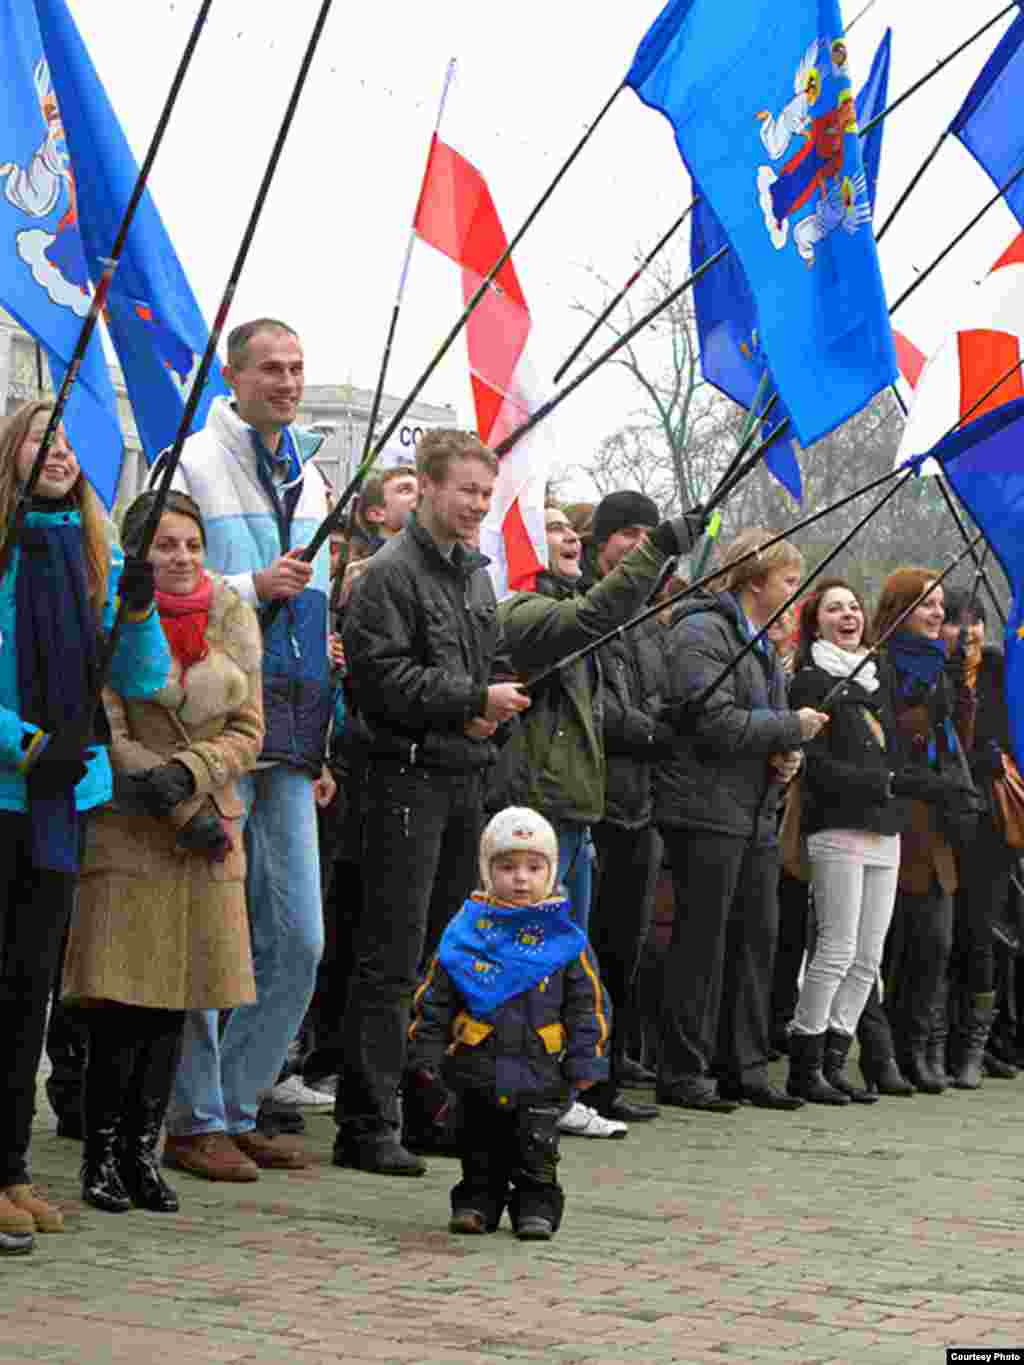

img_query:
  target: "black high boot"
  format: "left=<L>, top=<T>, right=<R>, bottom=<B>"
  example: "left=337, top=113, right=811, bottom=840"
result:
left=120, top=1012, right=183, bottom=1213
left=823, top=1031, right=878, bottom=1104
left=786, top=1032, right=850, bottom=1104
left=81, top=1015, right=134, bottom=1214
left=927, top=978, right=953, bottom=1087
left=954, top=992, right=996, bottom=1090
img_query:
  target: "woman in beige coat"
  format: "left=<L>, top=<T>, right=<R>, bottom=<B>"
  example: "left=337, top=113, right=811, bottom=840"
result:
left=64, top=490, right=262, bottom=1216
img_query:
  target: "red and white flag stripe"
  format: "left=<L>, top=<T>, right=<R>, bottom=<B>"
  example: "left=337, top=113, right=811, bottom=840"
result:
left=413, top=134, right=551, bottom=596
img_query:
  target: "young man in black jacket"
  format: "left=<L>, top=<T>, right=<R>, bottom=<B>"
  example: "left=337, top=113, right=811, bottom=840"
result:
left=336, top=430, right=531, bottom=1175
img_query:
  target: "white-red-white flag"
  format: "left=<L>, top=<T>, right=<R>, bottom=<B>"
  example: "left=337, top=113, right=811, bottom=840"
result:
left=413, top=135, right=551, bottom=596
left=897, top=232, right=1024, bottom=473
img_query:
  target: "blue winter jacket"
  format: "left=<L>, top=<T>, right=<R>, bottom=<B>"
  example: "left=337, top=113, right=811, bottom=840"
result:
left=155, top=398, right=332, bottom=776
left=0, top=508, right=171, bottom=814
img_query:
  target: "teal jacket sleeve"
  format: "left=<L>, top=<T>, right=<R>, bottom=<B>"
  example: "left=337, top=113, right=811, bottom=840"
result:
left=104, top=546, right=171, bottom=699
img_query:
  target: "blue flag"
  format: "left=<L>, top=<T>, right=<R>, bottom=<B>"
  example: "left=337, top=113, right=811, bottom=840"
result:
left=950, top=9, right=1024, bottom=229
left=0, top=0, right=122, bottom=506
left=924, top=395, right=1024, bottom=766
left=627, top=0, right=898, bottom=449
left=690, top=194, right=803, bottom=500
left=688, top=27, right=893, bottom=504
left=34, top=0, right=228, bottom=468
left=857, top=28, right=892, bottom=213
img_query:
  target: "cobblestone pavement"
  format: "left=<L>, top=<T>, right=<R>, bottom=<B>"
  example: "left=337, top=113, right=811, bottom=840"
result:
left=4, top=1064, right=1024, bottom=1365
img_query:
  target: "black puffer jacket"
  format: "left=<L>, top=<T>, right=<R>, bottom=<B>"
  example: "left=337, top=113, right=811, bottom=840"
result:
left=341, top=515, right=500, bottom=772
left=653, top=592, right=804, bottom=844
left=788, top=660, right=904, bottom=837
left=580, top=545, right=672, bottom=830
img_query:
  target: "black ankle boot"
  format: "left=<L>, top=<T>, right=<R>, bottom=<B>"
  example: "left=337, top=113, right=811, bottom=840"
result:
left=954, top=993, right=996, bottom=1090
left=859, top=1054, right=915, bottom=1096
left=823, top=1031, right=878, bottom=1104
left=786, top=1032, right=850, bottom=1104
left=121, top=1100, right=179, bottom=1213
left=903, top=1044, right=946, bottom=1095
left=81, top=1125, right=131, bottom=1213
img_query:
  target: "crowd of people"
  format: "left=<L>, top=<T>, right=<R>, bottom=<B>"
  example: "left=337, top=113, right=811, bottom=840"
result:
left=1, top=315, right=1021, bottom=1253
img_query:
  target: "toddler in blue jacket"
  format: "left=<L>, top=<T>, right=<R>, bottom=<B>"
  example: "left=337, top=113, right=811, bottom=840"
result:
left=408, top=807, right=612, bottom=1240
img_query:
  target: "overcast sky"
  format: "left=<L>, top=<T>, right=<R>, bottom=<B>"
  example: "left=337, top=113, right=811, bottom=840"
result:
left=70, top=1, right=1021, bottom=491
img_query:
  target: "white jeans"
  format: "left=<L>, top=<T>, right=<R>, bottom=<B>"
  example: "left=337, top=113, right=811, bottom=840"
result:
left=791, top=830, right=900, bottom=1037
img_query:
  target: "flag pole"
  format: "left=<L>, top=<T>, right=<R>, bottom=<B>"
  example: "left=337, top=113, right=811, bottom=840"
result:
left=34, top=343, right=45, bottom=397
left=264, top=79, right=628, bottom=624
left=90, top=0, right=333, bottom=703
left=889, top=160, right=1024, bottom=316
left=7, top=0, right=214, bottom=528
left=859, top=5, right=1018, bottom=138
left=355, top=58, right=457, bottom=476
left=493, top=245, right=729, bottom=458
left=522, top=352, right=1024, bottom=690
left=552, top=197, right=698, bottom=384
left=365, top=84, right=625, bottom=461
left=818, top=533, right=986, bottom=710
left=677, top=466, right=915, bottom=713
left=889, top=383, right=1007, bottom=626
left=874, top=129, right=949, bottom=244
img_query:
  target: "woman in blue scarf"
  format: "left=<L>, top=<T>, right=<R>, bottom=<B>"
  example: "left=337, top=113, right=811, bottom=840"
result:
left=856, top=567, right=980, bottom=1097
left=0, top=401, right=169, bottom=1254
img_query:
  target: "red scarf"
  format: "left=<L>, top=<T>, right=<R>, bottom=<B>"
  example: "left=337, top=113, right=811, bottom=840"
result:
left=155, top=573, right=213, bottom=679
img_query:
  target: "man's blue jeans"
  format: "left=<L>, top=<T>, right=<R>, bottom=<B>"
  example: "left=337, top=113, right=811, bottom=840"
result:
left=166, top=766, right=324, bottom=1137
left=554, top=822, right=594, bottom=934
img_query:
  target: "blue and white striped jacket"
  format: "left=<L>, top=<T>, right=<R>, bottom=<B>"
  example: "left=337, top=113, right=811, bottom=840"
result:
left=154, top=398, right=331, bottom=776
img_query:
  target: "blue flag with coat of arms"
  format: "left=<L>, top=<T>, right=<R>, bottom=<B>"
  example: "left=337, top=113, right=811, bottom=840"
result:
left=0, top=0, right=122, bottom=506
left=627, top=0, right=898, bottom=450
left=33, top=0, right=228, bottom=475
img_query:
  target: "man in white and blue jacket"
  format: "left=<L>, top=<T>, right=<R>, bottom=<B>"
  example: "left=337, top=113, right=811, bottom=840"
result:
left=155, top=319, right=334, bottom=1180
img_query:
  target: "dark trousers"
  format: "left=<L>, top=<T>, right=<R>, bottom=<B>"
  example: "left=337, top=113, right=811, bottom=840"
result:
left=83, top=1005, right=185, bottom=1135
left=883, top=882, right=953, bottom=1056
left=0, top=814, right=78, bottom=1185
left=657, top=829, right=780, bottom=1090
left=589, top=822, right=659, bottom=1094
left=770, top=872, right=811, bottom=1039
left=44, top=920, right=89, bottom=1123
left=953, top=821, right=1014, bottom=996
left=336, top=763, right=483, bottom=1134
left=451, top=1088, right=565, bottom=1232
left=857, top=982, right=895, bottom=1071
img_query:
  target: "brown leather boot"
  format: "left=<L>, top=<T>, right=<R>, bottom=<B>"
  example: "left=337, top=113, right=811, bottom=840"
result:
left=0, top=1192, right=34, bottom=1236
left=163, top=1133, right=260, bottom=1182
left=231, top=1131, right=310, bottom=1170
left=3, top=1185, right=63, bottom=1232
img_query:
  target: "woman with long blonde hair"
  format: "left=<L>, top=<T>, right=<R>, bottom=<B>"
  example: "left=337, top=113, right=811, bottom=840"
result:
left=0, top=401, right=169, bottom=1254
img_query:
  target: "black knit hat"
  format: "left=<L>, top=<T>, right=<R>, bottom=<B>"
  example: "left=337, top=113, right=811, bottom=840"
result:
left=591, top=490, right=660, bottom=547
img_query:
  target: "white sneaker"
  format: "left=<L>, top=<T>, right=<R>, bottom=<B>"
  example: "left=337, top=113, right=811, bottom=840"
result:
left=261, top=1075, right=335, bottom=1108
left=556, top=1101, right=627, bottom=1138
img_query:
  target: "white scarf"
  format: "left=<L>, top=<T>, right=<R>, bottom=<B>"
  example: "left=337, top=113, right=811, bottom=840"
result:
left=811, top=638, right=879, bottom=694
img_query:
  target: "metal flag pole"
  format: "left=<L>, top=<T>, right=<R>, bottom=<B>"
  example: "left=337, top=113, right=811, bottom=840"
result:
left=859, top=5, right=1018, bottom=138
left=890, top=383, right=1007, bottom=626
left=522, top=351, right=1024, bottom=691
left=89, top=0, right=334, bottom=703
left=819, top=533, right=986, bottom=709
left=888, top=160, right=1024, bottom=316
left=355, top=58, right=457, bottom=474
left=874, top=129, right=950, bottom=244
left=552, top=197, right=699, bottom=384
left=263, top=80, right=629, bottom=631
left=1, top=0, right=214, bottom=570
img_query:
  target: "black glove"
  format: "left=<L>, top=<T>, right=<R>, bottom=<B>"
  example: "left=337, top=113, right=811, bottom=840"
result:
left=176, top=806, right=231, bottom=863
left=119, top=557, right=156, bottom=615
left=24, top=729, right=95, bottom=797
left=126, top=761, right=196, bottom=818
left=651, top=505, right=708, bottom=558
left=891, top=768, right=962, bottom=806
left=971, top=742, right=1005, bottom=786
